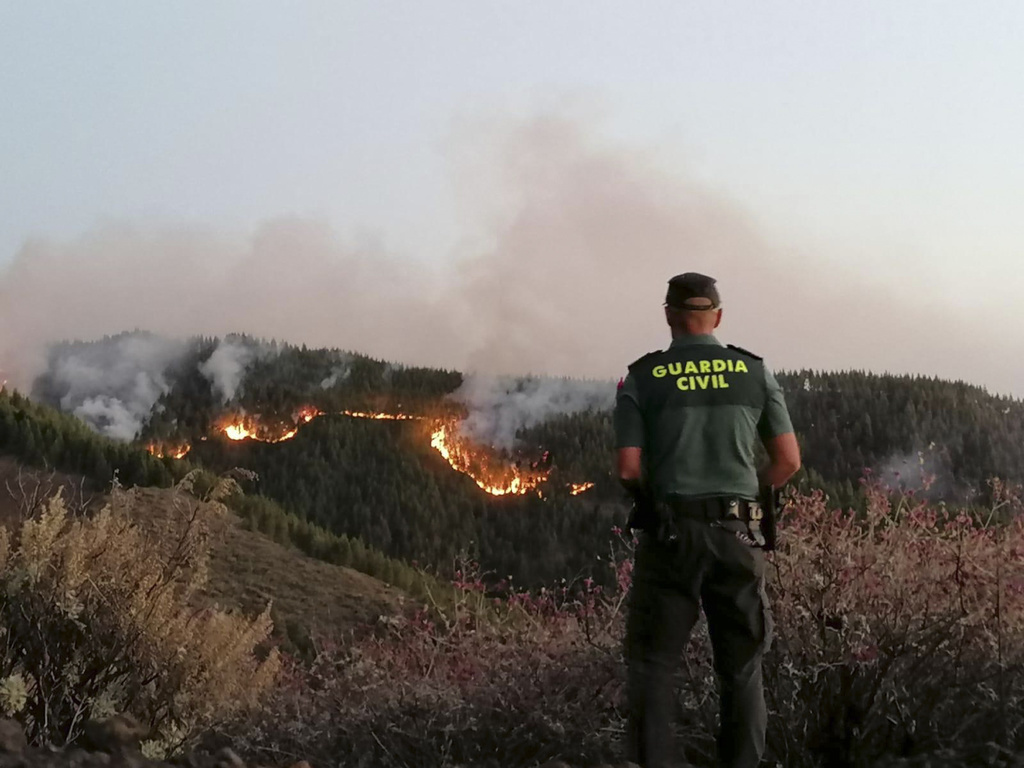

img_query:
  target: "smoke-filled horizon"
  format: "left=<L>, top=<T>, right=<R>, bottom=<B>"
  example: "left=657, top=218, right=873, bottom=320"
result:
left=2, top=116, right=1022, bottom=398
left=28, top=329, right=618, bottom=448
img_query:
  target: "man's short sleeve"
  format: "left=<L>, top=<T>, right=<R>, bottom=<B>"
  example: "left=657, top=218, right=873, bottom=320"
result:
left=614, top=373, right=644, bottom=448
left=758, top=366, right=794, bottom=440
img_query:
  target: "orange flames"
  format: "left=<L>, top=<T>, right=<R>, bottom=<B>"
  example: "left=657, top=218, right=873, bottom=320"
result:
left=146, top=443, right=191, bottom=460
left=222, top=406, right=322, bottom=443
left=209, top=406, right=591, bottom=497
left=341, top=410, right=422, bottom=421
left=430, top=423, right=549, bottom=496
left=224, top=421, right=298, bottom=442
left=221, top=407, right=422, bottom=443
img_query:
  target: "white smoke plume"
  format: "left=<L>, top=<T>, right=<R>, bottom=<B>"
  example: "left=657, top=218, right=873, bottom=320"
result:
left=200, top=337, right=277, bottom=403
left=319, top=359, right=353, bottom=390
left=455, top=375, right=615, bottom=450
left=32, top=332, right=188, bottom=440
left=2, top=112, right=1023, bottom=407
left=875, top=445, right=957, bottom=501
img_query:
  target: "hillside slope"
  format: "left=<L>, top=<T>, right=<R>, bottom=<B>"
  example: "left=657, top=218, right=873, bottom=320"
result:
left=128, top=486, right=401, bottom=650
left=0, top=457, right=401, bottom=651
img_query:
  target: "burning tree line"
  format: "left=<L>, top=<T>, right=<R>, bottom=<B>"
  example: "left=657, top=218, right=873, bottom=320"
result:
left=147, top=406, right=595, bottom=498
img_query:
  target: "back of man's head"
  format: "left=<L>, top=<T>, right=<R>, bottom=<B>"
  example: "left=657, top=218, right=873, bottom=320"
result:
left=664, top=272, right=722, bottom=335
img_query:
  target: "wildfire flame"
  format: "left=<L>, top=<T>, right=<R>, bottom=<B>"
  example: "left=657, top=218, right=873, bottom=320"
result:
left=146, top=443, right=191, bottom=460
left=224, top=421, right=298, bottom=443
left=341, top=410, right=422, bottom=421
left=222, top=406, right=322, bottom=443
left=430, top=423, right=548, bottom=496
left=212, top=406, right=592, bottom=498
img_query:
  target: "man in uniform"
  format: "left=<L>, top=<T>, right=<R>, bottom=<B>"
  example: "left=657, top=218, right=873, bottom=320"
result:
left=614, top=272, right=801, bottom=768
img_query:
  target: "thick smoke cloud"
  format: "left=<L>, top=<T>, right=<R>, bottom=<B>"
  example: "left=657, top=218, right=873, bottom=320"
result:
left=455, top=375, right=615, bottom=449
left=0, top=219, right=447, bottom=392
left=31, top=333, right=188, bottom=440
left=1, top=113, right=1023, bottom=402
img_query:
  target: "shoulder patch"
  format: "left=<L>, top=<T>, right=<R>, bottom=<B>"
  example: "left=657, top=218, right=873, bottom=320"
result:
left=727, top=344, right=763, bottom=361
left=627, top=350, right=663, bottom=371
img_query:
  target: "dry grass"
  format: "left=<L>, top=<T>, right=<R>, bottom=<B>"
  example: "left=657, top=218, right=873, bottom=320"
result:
left=0, top=485, right=280, bottom=751
left=0, top=458, right=402, bottom=654
left=145, top=487, right=402, bottom=645
left=122, top=487, right=405, bottom=652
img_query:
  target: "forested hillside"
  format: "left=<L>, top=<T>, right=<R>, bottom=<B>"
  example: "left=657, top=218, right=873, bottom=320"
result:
left=190, top=417, right=620, bottom=586
left=780, top=370, right=1024, bottom=498
left=0, top=386, right=445, bottom=601
left=20, top=332, right=1024, bottom=586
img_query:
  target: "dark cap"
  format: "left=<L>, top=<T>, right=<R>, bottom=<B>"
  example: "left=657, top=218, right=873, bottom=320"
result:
left=665, top=272, right=721, bottom=309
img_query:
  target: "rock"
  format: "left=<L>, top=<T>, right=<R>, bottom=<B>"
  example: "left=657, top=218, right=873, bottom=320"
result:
left=286, top=762, right=312, bottom=768
left=214, top=747, right=245, bottom=768
left=538, top=762, right=572, bottom=768
left=0, top=719, right=26, bottom=755
left=83, top=715, right=148, bottom=753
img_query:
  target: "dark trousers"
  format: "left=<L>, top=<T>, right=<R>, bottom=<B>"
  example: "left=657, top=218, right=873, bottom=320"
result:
left=625, top=519, right=772, bottom=768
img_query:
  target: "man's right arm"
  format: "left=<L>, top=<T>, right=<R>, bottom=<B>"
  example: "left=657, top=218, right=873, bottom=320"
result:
left=614, top=372, right=656, bottom=530
left=614, top=372, right=645, bottom=484
left=610, top=372, right=643, bottom=505
left=758, top=367, right=801, bottom=488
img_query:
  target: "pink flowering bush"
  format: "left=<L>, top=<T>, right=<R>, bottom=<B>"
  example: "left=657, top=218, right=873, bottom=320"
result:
left=235, top=482, right=1024, bottom=768
left=765, top=480, right=1024, bottom=766
left=234, top=542, right=634, bottom=768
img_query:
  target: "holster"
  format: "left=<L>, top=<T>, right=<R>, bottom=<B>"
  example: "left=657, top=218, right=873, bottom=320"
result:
left=627, top=486, right=657, bottom=533
left=759, top=485, right=781, bottom=552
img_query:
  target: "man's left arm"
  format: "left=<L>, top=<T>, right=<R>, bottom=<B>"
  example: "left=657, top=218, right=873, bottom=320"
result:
left=757, top=367, right=801, bottom=489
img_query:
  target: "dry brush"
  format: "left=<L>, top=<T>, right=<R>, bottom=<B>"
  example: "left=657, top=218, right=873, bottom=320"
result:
left=0, top=481, right=279, bottom=756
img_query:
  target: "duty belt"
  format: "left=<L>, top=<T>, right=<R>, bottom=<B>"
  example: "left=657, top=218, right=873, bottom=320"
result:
left=654, top=495, right=766, bottom=547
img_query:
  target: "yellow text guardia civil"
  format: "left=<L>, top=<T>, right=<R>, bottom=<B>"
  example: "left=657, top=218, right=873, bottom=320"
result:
left=651, top=357, right=750, bottom=391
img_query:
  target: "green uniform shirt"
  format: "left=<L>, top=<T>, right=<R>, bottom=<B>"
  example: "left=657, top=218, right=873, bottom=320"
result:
left=614, top=334, right=793, bottom=500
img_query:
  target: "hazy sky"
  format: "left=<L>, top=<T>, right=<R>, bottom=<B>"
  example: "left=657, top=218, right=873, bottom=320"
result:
left=2, top=2, right=1023, bottom=393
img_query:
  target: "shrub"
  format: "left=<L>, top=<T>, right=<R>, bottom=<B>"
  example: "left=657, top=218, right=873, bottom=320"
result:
left=0, top=484, right=280, bottom=751
left=765, top=480, right=1024, bottom=767
left=235, top=483, right=1024, bottom=768
left=233, top=549, right=633, bottom=768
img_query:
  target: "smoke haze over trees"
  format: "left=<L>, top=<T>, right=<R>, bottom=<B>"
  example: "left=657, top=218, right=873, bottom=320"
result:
left=1, top=115, right=1022, bottom=396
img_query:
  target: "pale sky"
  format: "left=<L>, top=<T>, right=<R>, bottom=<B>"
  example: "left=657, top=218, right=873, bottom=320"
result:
left=2, top=2, right=1024, bottom=391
